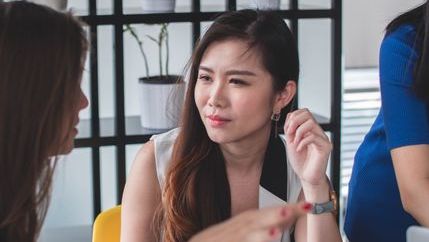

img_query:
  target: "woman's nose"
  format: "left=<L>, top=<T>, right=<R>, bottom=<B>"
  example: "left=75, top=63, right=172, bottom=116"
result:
left=79, top=89, right=89, bottom=110
left=207, top=82, right=226, bottom=108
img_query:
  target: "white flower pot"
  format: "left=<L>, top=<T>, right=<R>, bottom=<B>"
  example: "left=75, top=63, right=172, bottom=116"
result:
left=140, top=0, right=176, bottom=13
left=30, top=0, right=68, bottom=11
left=252, top=0, right=280, bottom=10
left=138, top=76, right=185, bottom=129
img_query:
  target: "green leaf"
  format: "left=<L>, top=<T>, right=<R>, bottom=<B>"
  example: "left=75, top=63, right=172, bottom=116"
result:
left=146, top=35, right=159, bottom=44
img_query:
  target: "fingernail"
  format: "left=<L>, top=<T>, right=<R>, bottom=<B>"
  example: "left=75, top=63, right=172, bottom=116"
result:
left=302, top=202, right=312, bottom=211
left=281, top=208, right=288, bottom=217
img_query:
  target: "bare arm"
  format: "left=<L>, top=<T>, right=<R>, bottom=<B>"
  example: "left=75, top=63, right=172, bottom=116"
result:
left=284, top=109, right=341, bottom=242
left=392, top=144, right=429, bottom=226
left=121, top=141, right=161, bottom=242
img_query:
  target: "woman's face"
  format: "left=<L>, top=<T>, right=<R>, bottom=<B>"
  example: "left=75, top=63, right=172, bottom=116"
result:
left=60, top=86, right=89, bottom=154
left=194, top=39, right=279, bottom=144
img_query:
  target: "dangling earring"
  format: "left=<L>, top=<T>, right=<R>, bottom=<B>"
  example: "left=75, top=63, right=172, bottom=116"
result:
left=271, top=111, right=280, bottom=138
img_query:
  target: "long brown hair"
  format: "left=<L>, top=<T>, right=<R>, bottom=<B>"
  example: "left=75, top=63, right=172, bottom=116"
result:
left=386, top=2, right=429, bottom=101
left=0, top=2, right=88, bottom=242
left=155, top=9, right=299, bottom=241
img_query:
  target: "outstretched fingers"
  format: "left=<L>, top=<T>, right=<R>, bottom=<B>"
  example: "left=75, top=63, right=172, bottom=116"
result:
left=245, top=202, right=311, bottom=241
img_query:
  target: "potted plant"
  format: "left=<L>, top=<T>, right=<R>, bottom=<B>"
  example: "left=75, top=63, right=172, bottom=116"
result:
left=124, top=24, right=185, bottom=129
left=29, top=0, right=68, bottom=11
left=252, top=0, right=280, bottom=10
left=140, top=0, right=176, bottom=13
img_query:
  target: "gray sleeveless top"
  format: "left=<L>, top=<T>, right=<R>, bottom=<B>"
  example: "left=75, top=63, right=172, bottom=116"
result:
left=151, top=128, right=302, bottom=242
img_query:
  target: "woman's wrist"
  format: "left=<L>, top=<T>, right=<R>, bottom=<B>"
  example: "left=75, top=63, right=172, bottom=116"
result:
left=301, top=179, right=330, bottom=203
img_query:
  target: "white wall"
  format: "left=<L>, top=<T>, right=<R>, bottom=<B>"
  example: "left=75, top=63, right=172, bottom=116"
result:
left=344, top=0, right=423, bottom=68
left=298, top=19, right=332, bottom=119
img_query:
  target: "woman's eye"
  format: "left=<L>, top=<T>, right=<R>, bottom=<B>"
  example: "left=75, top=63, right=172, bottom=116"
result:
left=230, top=78, right=247, bottom=85
left=198, top=75, right=211, bottom=82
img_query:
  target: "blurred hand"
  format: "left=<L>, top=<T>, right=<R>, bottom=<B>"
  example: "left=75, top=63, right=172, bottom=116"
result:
left=189, top=202, right=310, bottom=242
left=284, top=109, right=332, bottom=188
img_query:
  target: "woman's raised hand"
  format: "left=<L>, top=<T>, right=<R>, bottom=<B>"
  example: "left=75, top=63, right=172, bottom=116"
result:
left=284, top=109, right=332, bottom=188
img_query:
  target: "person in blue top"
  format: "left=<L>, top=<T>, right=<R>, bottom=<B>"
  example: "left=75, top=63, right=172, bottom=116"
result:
left=345, top=2, right=429, bottom=242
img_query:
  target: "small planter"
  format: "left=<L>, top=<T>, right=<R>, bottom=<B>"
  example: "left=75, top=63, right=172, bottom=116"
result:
left=141, top=0, right=176, bottom=13
left=30, top=0, right=68, bottom=11
left=138, top=75, right=185, bottom=129
left=252, top=0, right=280, bottom=10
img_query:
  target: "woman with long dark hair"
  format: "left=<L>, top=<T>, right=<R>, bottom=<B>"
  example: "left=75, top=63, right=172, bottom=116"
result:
left=0, top=2, right=88, bottom=242
left=345, top=2, right=429, bottom=242
left=122, top=9, right=341, bottom=242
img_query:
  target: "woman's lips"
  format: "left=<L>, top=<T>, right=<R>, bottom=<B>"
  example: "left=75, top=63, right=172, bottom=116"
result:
left=207, top=115, right=231, bottom=127
left=72, top=119, right=80, bottom=135
left=71, top=127, right=78, bottom=137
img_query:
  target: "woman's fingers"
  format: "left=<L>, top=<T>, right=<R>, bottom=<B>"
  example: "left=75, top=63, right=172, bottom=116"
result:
left=285, top=109, right=324, bottom=139
left=292, top=119, right=316, bottom=145
left=246, top=227, right=282, bottom=242
left=246, top=203, right=310, bottom=241
left=289, top=119, right=330, bottom=152
left=190, top=203, right=310, bottom=242
left=248, top=203, right=308, bottom=229
left=284, top=108, right=330, bottom=150
left=296, top=131, right=331, bottom=153
left=285, top=109, right=308, bottom=135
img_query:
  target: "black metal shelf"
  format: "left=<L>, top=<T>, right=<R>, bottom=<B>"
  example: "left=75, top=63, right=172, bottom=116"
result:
left=79, top=0, right=342, bottom=221
left=80, top=9, right=334, bottom=25
left=75, top=116, right=168, bottom=143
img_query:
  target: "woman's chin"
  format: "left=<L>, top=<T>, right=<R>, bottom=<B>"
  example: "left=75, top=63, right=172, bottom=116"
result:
left=55, top=143, right=74, bottom=156
left=57, top=129, right=78, bottom=155
left=206, top=130, right=233, bottom=144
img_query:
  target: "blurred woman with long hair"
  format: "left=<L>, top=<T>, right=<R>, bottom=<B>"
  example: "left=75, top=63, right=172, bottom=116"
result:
left=0, top=2, right=88, bottom=242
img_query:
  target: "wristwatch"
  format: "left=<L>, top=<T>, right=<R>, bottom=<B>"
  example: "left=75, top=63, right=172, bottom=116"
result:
left=310, top=189, right=337, bottom=215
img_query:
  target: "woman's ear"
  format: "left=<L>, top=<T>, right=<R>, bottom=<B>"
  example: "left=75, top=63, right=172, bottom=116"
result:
left=273, top=80, right=297, bottom=111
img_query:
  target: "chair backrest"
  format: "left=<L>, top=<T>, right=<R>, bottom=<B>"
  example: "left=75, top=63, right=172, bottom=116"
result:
left=92, top=205, right=121, bottom=242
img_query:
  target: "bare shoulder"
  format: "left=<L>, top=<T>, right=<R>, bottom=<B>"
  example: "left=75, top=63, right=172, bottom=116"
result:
left=140, top=139, right=155, bottom=153
left=121, top=140, right=161, bottom=242
left=124, top=140, right=159, bottom=195
left=135, top=140, right=155, bottom=165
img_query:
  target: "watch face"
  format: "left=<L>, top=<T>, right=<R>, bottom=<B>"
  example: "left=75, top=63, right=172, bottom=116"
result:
left=316, top=204, right=329, bottom=214
left=310, top=190, right=338, bottom=215
left=312, top=201, right=335, bottom=214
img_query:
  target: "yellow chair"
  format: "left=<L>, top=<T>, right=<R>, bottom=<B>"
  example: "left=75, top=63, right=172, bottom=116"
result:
left=92, top=205, right=121, bottom=242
